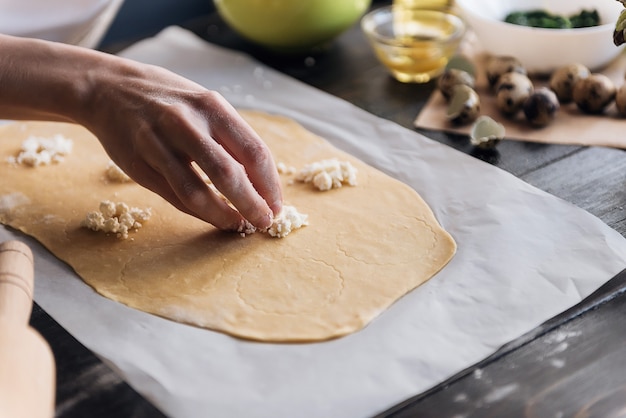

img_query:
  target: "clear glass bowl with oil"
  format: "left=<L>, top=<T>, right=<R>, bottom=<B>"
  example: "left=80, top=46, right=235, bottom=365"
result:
left=393, top=0, right=454, bottom=11
left=361, top=5, right=466, bottom=83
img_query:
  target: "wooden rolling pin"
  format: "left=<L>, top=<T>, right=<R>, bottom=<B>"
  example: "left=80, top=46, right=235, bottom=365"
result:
left=0, top=240, right=55, bottom=418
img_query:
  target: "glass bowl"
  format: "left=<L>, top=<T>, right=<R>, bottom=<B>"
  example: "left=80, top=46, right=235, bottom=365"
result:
left=361, top=5, right=466, bottom=83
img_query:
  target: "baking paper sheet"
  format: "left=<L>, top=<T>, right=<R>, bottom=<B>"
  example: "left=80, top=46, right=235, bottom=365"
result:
left=3, top=27, right=626, bottom=418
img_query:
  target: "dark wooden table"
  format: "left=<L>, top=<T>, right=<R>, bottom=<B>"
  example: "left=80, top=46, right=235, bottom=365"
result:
left=30, top=2, right=626, bottom=417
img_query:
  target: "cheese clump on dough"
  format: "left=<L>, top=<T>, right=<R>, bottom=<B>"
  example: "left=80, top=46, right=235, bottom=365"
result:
left=267, top=205, right=308, bottom=238
left=8, top=134, right=73, bottom=167
left=235, top=205, right=308, bottom=238
left=296, top=159, right=357, bottom=191
left=82, top=200, right=151, bottom=239
left=276, top=161, right=297, bottom=175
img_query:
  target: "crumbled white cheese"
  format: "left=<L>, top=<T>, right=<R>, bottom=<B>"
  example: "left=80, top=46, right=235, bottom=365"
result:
left=276, top=161, right=297, bottom=175
left=105, top=160, right=132, bottom=183
left=234, top=205, right=308, bottom=238
left=266, top=205, right=308, bottom=238
left=8, top=134, right=73, bottom=167
left=295, top=159, right=357, bottom=191
left=312, top=171, right=333, bottom=191
left=237, top=219, right=257, bottom=237
left=81, top=200, right=151, bottom=239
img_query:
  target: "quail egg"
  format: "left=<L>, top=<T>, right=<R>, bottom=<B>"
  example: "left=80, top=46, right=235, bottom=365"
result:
left=495, top=72, right=534, bottom=116
left=549, top=63, right=590, bottom=103
left=445, top=84, right=481, bottom=125
left=572, top=73, right=616, bottom=114
left=470, top=116, right=505, bottom=149
left=437, top=68, right=476, bottom=101
left=523, top=87, right=560, bottom=127
left=486, top=56, right=526, bottom=89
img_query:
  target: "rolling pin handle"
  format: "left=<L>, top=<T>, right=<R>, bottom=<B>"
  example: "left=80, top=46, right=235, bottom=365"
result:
left=0, top=240, right=56, bottom=418
left=0, top=240, right=35, bottom=324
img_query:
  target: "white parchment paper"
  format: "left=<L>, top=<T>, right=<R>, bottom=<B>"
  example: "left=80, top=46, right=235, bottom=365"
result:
left=3, top=27, right=626, bottom=418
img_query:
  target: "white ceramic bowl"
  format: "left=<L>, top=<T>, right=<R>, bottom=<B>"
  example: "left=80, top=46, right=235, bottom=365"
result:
left=455, top=0, right=625, bottom=74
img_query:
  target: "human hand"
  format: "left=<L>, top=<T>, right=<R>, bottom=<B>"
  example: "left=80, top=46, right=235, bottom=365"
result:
left=0, top=35, right=282, bottom=230
left=81, top=62, right=282, bottom=230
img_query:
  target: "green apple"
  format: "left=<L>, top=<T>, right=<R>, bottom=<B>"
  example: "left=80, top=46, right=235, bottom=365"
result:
left=215, top=0, right=372, bottom=52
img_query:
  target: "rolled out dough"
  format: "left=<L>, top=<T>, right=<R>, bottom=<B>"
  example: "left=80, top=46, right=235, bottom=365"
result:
left=0, top=111, right=456, bottom=342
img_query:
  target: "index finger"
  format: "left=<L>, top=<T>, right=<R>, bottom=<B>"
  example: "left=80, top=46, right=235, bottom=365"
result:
left=192, top=93, right=283, bottom=225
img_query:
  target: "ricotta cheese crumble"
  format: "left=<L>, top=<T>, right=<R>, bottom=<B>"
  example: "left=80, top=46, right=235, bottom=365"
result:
left=236, top=205, right=308, bottom=238
left=295, top=159, right=357, bottom=191
left=81, top=200, right=151, bottom=239
left=266, top=205, right=309, bottom=238
left=7, top=134, right=73, bottom=167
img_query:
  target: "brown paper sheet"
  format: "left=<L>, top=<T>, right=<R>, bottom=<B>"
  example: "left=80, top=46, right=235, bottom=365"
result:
left=415, top=33, right=626, bottom=149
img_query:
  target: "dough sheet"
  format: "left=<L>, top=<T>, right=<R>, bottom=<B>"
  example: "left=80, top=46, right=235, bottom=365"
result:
left=0, top=111, right=456, bottom=342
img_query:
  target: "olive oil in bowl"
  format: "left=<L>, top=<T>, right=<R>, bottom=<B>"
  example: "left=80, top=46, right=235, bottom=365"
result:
left=392, top=0, right=454, bottom=11
left=362, top=6, right=466, bottom=83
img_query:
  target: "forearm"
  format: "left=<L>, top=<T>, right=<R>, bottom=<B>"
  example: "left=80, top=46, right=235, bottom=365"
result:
left=0, top=33, right=283, bottom=229
left=0, top=34, right=112, bottom=123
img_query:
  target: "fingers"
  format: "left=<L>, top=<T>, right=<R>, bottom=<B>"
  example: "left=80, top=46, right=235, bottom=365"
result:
left=155, top=92, right=282, bottom=229
left=95, top=85, right=283, bottom=230
left=203, top=97, right=283, bottom=218
left=189, top=135, right=276, bottom=230
left=127, top=143, right=247, bottom=231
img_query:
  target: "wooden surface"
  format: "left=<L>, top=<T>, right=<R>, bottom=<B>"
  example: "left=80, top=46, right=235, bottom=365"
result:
left=26, top=1, right=626, bottom=417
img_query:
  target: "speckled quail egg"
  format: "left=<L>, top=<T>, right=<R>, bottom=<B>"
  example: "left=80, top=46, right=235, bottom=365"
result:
left=445, top=84, right=481, bottom=125
left=495, top=72, right=534, bottom=116
left=615, top=83, right=626, bottom=116
left=549, top=63, right=590, bottom=103
left=470, top=116, right=505, bottom=149
left=572, top=73, right=616, bottom=114
left=486, top=56, right=526, bottom=89
left=523, top=87, right=560, bottom=127
left=437, top=68, right=476, bottom=101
